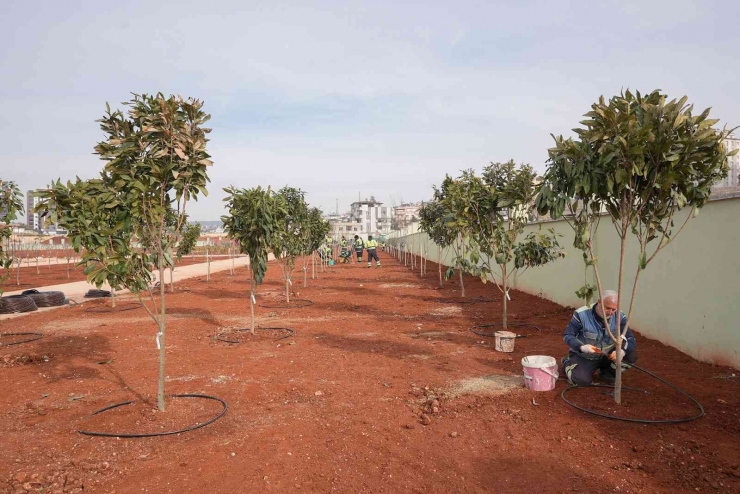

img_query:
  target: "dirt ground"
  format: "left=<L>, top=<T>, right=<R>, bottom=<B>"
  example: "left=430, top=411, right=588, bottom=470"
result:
left=1, top=252, right=738, bottom=493
left=0, top=256, right=229, bottom=291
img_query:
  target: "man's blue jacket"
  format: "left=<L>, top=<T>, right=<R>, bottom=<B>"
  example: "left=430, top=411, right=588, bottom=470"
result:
left=564, top=303, right=637, bottom=360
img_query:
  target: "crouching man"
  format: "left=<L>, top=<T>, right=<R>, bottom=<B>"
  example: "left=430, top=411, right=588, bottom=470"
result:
left=562, top=290, right=638, bottom=386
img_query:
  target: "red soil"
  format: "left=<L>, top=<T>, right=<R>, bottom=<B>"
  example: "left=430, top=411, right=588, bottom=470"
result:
left=0, top=253, right=738, bottom=493
left=0, top=256, right=224, bottom=291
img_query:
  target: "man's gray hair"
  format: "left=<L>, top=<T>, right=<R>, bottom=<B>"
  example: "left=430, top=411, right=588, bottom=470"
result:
left=601, top=290, right=618, bottom=302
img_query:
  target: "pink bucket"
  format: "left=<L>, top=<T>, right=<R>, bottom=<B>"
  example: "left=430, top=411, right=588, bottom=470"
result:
left=522, top=355, right=558, bottom=391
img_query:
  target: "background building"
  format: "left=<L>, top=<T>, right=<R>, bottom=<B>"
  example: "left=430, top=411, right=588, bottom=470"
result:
left=392, top=202, right=422, bottom=230
left=326, top=196, right=392, bottom=239
left=26, top=189, right=66, bottom=234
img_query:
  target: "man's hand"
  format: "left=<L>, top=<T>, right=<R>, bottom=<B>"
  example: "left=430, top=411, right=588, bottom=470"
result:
left=607, top=349, right=625, bottom=362
left=580, top=344, right=600, bottom=354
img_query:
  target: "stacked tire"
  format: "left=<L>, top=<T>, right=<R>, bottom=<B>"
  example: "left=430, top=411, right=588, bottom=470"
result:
left=22, top=290, right=68, bottom=307
left=0, top=295, right=38, bottom=314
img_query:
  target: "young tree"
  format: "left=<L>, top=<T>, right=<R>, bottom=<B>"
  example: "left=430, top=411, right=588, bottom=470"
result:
left=301, top=207, right=329, bottom=287
left=0, top=180, right=24, bottom=297
left=271, top=187, right=308, bottom=303
left=418, top=201, right=454, bottom=288
left=95, top=93, right=212, bottom=411
left=536, top=90, right=733, bottom=403
left=433, top=174, right=482, bottom=298
left=222, top=186, right=285, bottom=333
left=448, top=162, right=564, bottom=329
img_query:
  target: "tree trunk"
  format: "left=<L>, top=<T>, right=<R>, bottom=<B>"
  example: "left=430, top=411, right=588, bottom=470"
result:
left=36, top=256, right=39, bottom=274
left=285, top=277, right=290, bottom=304
left=206, top=245, right=211, bottom=281
left=249, top=270, right=255, bottom=334
left=459, top=269, right=465, bottom=298
left=438, top=245, right=443, bottom=287
left=312, top=252, right=316, bottom=279
left=303, top=264, right=307, bottom=287
left=111, top=288, right=117, bottom=309
left=614, top=224, right=628, bottom=405
left=502, top=264, right=508, bottom=330
left=157, top=258, right=167, bottom=412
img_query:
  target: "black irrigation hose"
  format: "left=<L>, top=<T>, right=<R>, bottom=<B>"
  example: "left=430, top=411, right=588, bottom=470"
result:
left=561, top=363, right=705, bottom=424
left=84, top=289, right=111, bottom=298
left=83, top=302, right=142, bottom=313
left=0, top=332, right=43, bottom=347
left=217, top=326, right=296, bottom=344
left=470, top=322, right=542, bottom=338
left=259, top=298, right=314, bottom=309
left=0, top=295, right=38, bottom=314
left=22, top=290, right=68, bottom=307
left=77, top=394, right=228, bottom=438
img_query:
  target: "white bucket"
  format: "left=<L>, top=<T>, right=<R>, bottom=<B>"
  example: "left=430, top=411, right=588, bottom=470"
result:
left=522, top=355, right=558, bottom=391
left=494, top=331, right=516, bottom=352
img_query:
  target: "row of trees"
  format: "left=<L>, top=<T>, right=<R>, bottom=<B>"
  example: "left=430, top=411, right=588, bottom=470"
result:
left=417, top=89, right=734, bottom=404
left=221, top=186, right=329, bottom=334
left=418, top=161, right=566, bottom=330
left=32, top=93, right=330, bottom=413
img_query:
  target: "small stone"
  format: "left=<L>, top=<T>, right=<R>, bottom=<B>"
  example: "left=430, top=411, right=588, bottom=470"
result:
left=314, top=391, right=324, bottom=396
left=14, top=473, right=28, bottom=483
left=420, top=414, right=432, bottom=426
left=231, top=452, right=236, bottom=457
left=632, top=445, right=645, bottom=453
left=450, top=432, right=459, bottom=438
left=717, top=399, right=727, bottom=405
left=403, top=424, right=415, bottom=430
left=431, top=406, right=440, bottom=414
left=289, top=341, right=296, bottom=346
left=22, top=483, right=34, bottom=490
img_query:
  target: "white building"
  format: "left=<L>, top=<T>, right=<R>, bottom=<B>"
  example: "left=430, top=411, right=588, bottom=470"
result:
left=26, top=190, right=43, bottom=232
left=26, top=189, right=66, bottom=234
left=327, top=196, right=392, bottom=239
left=717, top=133, right=740, bottom=188
left=392, top=202, right=422, bottom=230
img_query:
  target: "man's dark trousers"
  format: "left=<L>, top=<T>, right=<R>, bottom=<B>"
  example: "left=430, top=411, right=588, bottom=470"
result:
left=562, top=349, right=638, bottom=386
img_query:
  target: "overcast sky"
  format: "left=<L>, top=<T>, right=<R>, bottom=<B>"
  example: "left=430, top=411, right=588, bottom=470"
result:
left=2, top=0, right=739, bottom=220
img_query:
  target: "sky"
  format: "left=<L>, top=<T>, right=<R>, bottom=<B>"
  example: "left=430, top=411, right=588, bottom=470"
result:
left=2, top=0, right=739, bottom=220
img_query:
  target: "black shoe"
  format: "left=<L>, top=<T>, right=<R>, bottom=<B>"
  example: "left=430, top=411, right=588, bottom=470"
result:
left=598, top=371, right=616, bottom=384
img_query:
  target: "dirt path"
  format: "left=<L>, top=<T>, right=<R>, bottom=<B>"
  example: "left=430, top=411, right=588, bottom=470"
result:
left=1, top=252, right=738, bottom=493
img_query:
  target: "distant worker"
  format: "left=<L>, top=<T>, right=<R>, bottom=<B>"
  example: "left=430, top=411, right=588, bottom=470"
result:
left=354, top=235, right=365, bottom=263
left=339, top=236, right=352, bottom=263
left=366, top=235, right=380, bottom=268
left=561, top=290, right=638, bottom=386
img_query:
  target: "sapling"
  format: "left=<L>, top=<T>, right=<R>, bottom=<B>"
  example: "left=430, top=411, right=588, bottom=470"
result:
left=537, top=89, right=733, bottom=403
left=222, top=186, right=284, bottom=333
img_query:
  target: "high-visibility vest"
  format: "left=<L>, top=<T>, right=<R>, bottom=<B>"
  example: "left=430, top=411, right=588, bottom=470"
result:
left=366, top=239, right=378, bottom=249
left=341, top=239, right=347, bottom=247
left=355, top=238, right=364, bottom=249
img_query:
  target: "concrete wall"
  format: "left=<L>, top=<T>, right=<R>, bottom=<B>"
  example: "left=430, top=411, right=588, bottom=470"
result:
left=391, top=196, right=740, bottom=369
